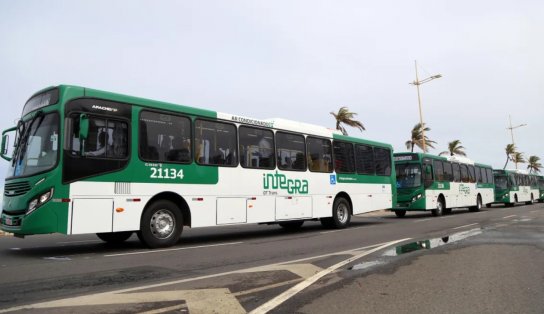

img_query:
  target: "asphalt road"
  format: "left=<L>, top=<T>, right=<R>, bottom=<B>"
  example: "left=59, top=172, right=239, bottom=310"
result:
left=0, top=202, right=543, bottom=313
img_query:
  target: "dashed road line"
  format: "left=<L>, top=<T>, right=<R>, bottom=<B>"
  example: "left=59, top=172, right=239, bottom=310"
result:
left=502, top=215, right=517, bottom=219
left=452, top=223, right=479, bottom=230
left=320, top=226, right=366, bottom=234
left=414, top=218, right=432, bottom=223
left=104, top=241, right=243, bottom=257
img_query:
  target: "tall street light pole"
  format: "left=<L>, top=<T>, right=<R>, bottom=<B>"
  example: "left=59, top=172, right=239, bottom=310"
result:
left=506, top=115, right=527, bottom=169
left=410, top=60, right=442, bottom=152
left=506, top=114, right=526, bottom=148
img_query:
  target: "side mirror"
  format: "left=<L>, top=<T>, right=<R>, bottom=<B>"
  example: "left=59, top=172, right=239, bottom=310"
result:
left=79, top=114, right=89, bottom=140
left=1, top=134, right=9, bottom=155
left=1, top=126, right=16, bottom=161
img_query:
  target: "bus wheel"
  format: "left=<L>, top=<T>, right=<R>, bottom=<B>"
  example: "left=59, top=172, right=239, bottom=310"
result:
left=431, top=198, right=445, bottom=216
left=138, top=200, right=183, bottom=248
left=469, top=195, right=482, bottom=212
left=96, top=231, right=133, bottom=244
left=330, top=197, right=351, bottom=228
left=279, top=220, right=304, bottom=230
left=394, top=210, right=406, bottom=218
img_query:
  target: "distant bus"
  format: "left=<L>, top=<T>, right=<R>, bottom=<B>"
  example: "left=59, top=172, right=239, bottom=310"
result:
left=492, top=169, right=539, bottom=206
left=1, top=85, right=396, bottom=248
left=392, top=153, right=494, bottom=217
left=537, top=175, right=544, bottom=203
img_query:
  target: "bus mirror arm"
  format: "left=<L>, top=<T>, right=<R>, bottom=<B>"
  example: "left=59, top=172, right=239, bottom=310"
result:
left=1, top=126, right=16, bottom=161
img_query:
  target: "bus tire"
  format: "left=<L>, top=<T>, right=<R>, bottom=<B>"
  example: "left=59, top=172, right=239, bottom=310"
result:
left=330, top=197, right=351, bottom=228
left=431, top=197, right=445, bottom=216
left=138, top=200, right=183, bottom=248
left=469, top=195, right=482, bottom=212
left=96, top=231, right=133, bottom=244
left=394, top=210, right=406, bottom=218
left=279, top=220, right=304, bottom=230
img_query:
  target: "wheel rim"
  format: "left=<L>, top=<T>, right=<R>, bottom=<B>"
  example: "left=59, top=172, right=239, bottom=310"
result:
left=478, top=198, right=482, bottom=209
left=437, top=201, right=443, bottom=214
left=337, top=203, right=348, bottom=223
left=150, top=209, right=175, bottom=239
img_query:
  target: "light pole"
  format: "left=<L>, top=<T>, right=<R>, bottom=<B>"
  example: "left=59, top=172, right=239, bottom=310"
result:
left=506, top=115, right=526, bottom=148
left=506, top=115, right=527, bottom=169
left=410, top=60, right=442, bottom=152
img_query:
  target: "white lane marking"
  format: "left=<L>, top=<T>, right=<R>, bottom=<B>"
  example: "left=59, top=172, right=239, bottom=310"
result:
left=530, top=210, right=540, bottom=213
left=414, top=218, right=432, bottom=223
left=0, top=241, right=392, bottom=314
left=57, top=240, right=102, bottom=244
left=104, top=242, right=243, bottom=257
left=502, top=215, right=517, bottom=219
left=452, top=223, right=479, bottom=230
left=320, top=226, right=366, bottom=234
left=249, top=238, right=410, bottom=314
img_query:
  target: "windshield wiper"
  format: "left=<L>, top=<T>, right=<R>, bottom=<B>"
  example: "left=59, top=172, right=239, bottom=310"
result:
left=12, top=110, right=44, bottom=167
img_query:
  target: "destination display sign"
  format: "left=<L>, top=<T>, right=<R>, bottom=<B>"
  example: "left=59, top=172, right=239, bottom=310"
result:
left=22, top=88, right=59, bottom=116
left=394, top=154, right=419, bottom=162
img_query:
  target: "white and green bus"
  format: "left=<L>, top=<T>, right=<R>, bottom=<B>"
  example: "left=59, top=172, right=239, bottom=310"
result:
left=1, top=85, right=396, bottom=248
left=537, top=175, right=544, bottom=203
left=492, top=169, right=539, bottom=206
left=392, top=153, right=494, bottom=217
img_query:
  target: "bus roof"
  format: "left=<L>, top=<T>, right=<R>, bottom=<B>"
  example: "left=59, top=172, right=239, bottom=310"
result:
left=57, top=85, right=391, bottom=148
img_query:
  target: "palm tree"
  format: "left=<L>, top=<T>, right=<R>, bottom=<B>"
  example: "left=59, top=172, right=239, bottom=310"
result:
left=503, top=144, right=516, bottom=169
left=405, top=122, right=436, bottom=152
left=511, top=152, right=525, bottom=170
left=330, top=106, right=365, bottom=135
left=527, top=155, right=542, bottom=173
left=439, top=140, right=466, bottom=157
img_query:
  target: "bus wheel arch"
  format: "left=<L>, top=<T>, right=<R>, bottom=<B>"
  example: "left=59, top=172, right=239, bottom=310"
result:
left=321, top=192, right=352, bottom=229
left=432, top=195, right=446, bottom=216
left=469, top=194, right=482, bottom=212
left=145, top=192, right=192, bottom=227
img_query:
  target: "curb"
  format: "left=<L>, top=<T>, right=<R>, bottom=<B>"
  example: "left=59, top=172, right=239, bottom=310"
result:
left=0, top=230, right=13, bottom=237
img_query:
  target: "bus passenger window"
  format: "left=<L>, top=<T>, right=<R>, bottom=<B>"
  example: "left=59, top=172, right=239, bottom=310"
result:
left=355, top=144, right=374, bottom=175
left=333, top=141, right=355, bottom=173
left=306, top=137, right=332, bottom=173
left=277, top=132, right=306, bottom=171
left=195, top=119, right=237, bottom=167
left=374, top=147, right=391, bottom=176
left=239, top=126, right=275, bottom=169
left=139, top=111, right=191, bottom=164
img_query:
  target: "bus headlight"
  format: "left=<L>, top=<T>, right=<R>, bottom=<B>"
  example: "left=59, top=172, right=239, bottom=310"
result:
left=412, top=194, right=423, bottom=202
left=27, top=188, right=54, bottom=215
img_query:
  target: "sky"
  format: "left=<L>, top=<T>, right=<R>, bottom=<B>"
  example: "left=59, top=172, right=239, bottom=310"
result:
left=0, top=0, right=543, bottom=190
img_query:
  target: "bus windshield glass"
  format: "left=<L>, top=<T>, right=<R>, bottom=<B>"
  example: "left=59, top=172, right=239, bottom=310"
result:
left=494, top=175, right=508, bottom=190
left=7, top=112, right=59, bottom=178
left=395, top=163, right=422, bottom=188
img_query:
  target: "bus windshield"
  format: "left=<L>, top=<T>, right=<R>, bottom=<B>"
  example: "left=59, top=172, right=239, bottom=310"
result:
left=7, top=112, right=59, bottom=178
left=494, top=176, right=508, bottom=190
left=395, top=163, right=422, bottom=188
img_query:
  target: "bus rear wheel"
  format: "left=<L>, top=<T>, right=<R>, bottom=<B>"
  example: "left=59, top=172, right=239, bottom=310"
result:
left=431, top=198, right=445, bottom=216
left=469, top=195, right=482, bottom=212
left=321, top=197, right=351, bottom=229
left=394, top=210, right=406, bottom=218
left=138, top=200, right=183, bottom=248
left=96, top=231, right=133, bottom=244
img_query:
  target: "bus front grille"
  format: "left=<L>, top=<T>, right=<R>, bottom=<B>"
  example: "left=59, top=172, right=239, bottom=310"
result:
left=4, top=181, right=31, bottom=197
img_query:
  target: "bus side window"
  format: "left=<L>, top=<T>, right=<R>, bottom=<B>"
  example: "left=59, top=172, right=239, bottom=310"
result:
left=443, top=161, right=453, bottom=182
left=423, top=163, right=433, bottom=188
left=452, top=163, right=461, bottom=182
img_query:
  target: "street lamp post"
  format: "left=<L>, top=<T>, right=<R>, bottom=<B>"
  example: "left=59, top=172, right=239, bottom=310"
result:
left=506, top=115, right=527, bottom=169
left=410, top=60, right=442, bottom=152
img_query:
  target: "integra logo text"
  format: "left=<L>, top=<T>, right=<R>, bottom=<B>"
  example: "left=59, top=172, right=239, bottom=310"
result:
left=92, top=105, right=118, bottom=112
left=263, top=171, right=309, bottom=194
